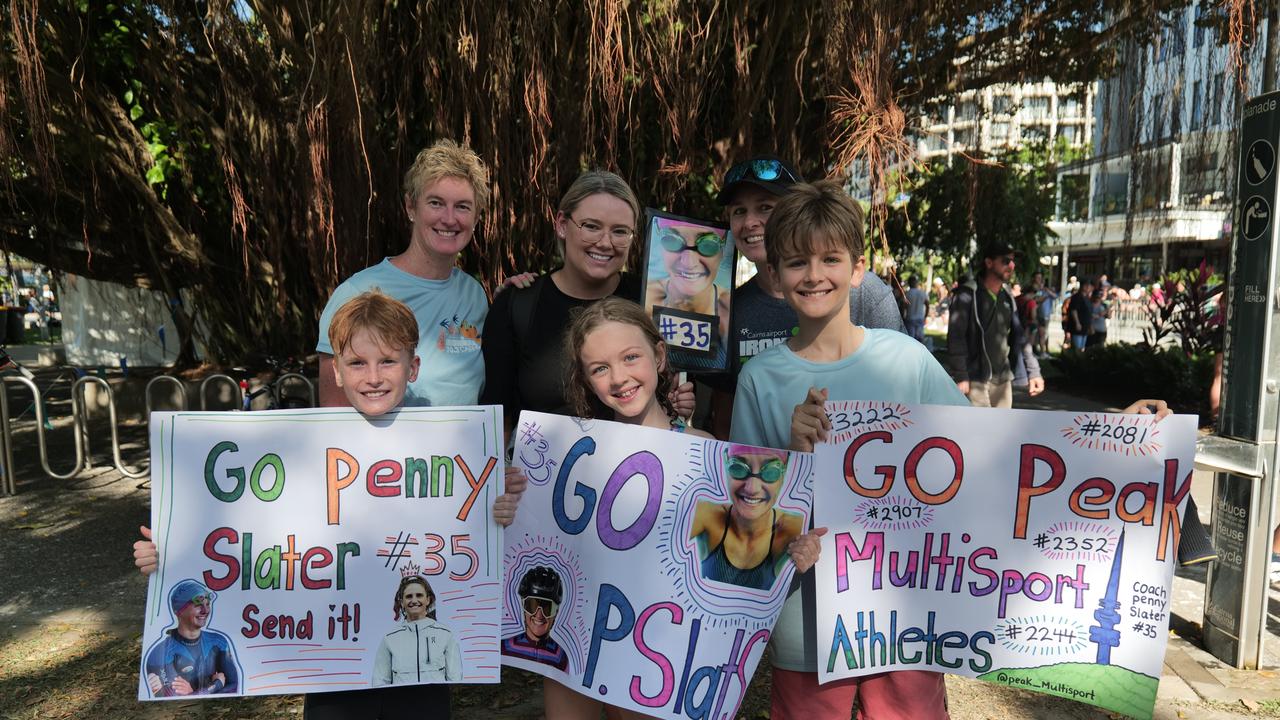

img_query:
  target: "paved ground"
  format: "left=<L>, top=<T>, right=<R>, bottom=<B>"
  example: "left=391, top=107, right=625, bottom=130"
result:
left=1, top=371, right=1278, bottom=719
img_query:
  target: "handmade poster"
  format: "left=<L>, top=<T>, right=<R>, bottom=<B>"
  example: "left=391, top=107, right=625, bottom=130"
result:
left=503, top=411, right=812, bottom=719
left=640, top=209, right=734, bottom=372
left=139, top=407, right=504, bottom=700
left=813, top=402, right=1196, bottom=719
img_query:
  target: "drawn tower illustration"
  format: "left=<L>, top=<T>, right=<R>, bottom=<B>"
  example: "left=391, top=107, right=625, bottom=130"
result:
left=1088, top=529, right=1126, bottom=664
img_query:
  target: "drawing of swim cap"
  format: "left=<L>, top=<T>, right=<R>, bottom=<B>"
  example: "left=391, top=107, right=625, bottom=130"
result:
left=169, top=579, right=214, bottom=614
left=518, top=566, right=563, bottom=604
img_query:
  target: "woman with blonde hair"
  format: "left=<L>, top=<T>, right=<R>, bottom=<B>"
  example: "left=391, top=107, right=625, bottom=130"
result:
left=317, top=139, right=492, bottom=409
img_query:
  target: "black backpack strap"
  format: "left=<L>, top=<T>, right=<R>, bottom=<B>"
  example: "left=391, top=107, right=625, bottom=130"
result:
left=507, top=274, right=546, bottom=347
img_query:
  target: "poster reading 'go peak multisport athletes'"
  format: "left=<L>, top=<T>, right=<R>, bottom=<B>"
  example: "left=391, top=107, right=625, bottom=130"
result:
left=139, top=407, right=504, bottom=700
left=502, top=411, right=812, bottom=720
left=813, top=402, right=1197, bottom=720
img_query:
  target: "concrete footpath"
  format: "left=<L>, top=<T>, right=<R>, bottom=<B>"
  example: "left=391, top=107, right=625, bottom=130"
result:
left=1017, top=387, right=1280, bottom=718
left=0, top=379, right=1278, bottom=718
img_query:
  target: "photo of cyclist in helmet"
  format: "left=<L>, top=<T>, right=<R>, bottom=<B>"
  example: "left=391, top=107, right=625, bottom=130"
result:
left=501, top=566, right=569, bottom=671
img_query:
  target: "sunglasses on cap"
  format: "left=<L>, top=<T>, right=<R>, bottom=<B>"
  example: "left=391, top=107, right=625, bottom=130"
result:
left=187, top=595, right=212, bottom=608
left=724, top=158, right=800, bottom=185
left=660, top=228, right=724, bottom=257
left=727, top=456, right=786, bottom=484
left=522, top=596, right=559, bottom=618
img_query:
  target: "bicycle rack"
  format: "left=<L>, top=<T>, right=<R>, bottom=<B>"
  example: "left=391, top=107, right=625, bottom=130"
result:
left=0, top=368, right=315, bottom=493
left=276, top=372, right=316, bottom=407
left=145, top=375, right=188, bottom=414
left=0, top=373, right=86, bottom=485
left=74, top=376, right=148, bottom=479
left=199, top=374, right=242, bottom=411
left=0, top=374, right=155, bottom=490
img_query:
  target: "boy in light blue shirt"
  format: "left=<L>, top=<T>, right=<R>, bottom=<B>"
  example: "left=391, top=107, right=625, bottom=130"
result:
left=732, top=182, right=1172, bottom=719
left=317, top=260, right=487, bottom=407
left=730, top=181, right=959, bottom=720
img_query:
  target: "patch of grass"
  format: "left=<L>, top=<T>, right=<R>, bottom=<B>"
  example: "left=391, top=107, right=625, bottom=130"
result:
left=0, top=626, right=298, bottom=719
left=22, top=324, right=60, bottom=344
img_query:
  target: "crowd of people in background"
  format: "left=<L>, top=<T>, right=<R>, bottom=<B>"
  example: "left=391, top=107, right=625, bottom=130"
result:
left=888, top=268, right=1182, bottom=358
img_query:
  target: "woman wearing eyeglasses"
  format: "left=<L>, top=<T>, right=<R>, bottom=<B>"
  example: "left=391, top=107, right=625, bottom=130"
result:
left=485, top=173, right=691, bottom=719
left=482, top=171, right=645, bottom=433
left=689, top=445, right=804, bottom=591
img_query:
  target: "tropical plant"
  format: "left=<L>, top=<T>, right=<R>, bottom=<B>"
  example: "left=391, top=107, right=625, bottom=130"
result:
left=1142, top=260, right=1225, bottom=357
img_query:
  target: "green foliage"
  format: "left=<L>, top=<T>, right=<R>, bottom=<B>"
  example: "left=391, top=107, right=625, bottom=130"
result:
left=1143, top=260, right=1224, bottom=357
left=1055, top=343, right=1215, bottom=421
left=886, top=140, right=1072, bottom=284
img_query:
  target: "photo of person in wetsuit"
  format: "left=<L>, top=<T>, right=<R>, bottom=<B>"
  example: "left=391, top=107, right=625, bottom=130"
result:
left=500, top=566, right=569, bottom=670
left=143, top=579, right=241, bottom=697
left=689, top=445, right=804, bottom=591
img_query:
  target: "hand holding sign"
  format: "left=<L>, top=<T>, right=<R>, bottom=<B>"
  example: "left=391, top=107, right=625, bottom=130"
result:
left=790, top=387, right=831, bottom=451
left=787, top=526, right=829, bottom=573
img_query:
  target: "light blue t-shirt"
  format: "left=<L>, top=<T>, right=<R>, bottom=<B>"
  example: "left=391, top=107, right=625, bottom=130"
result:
left=730, top=327, right=969, bottom=672
left=316, top=259, right=488, bottom=407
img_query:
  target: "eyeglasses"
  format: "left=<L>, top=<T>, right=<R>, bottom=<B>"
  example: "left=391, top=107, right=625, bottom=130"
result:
left=724, top=158, right=799, bottom=186
left=659, top=229, right=724, bottom=257
left=522, top=596, right=559, bottom=618
left=727, top=456, right=786, bottom=484
left=567, top=216, right=635, bottom=244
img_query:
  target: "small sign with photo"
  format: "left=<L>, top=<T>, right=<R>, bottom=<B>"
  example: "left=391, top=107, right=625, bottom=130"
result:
left=639, top=209, right=735, bottom=373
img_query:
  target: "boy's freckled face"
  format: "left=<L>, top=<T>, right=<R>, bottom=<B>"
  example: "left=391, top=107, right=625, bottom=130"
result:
left=775, top=244, right=864, bottom=322
left=333, top=328, right=420, bottom=416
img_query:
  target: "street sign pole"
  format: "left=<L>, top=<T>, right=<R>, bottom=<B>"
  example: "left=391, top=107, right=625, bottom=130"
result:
left=1204, top=90, right=1280, bottom=669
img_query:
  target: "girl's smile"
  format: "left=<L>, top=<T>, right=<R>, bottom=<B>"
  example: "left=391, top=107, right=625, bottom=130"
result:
left=578, top=321, right=669, bottom=428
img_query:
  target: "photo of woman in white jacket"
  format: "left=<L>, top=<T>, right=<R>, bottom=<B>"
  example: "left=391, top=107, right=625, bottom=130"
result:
left=372, top=575, right=462, bottom=685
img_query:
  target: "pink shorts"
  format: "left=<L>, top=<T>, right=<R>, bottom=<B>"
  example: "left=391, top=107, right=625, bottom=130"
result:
left=770, top=668, right=948, bottom=720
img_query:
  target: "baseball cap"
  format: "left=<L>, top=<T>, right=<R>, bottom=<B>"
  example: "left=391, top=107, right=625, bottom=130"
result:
left=978, top=242, right=1017, bottom=260
left=716, top=156, right=804, bottom=205
left=169, top=579, right=214, bottom=614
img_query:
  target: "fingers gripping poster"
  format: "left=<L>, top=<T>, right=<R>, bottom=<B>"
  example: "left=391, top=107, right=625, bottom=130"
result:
left=813, top=402, right=1196, bottom=719
left=504, top=411, right=813, bottom=719
left=139, top=407, right=504, bottom=700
